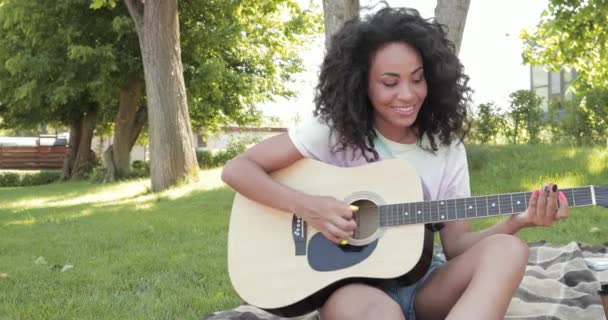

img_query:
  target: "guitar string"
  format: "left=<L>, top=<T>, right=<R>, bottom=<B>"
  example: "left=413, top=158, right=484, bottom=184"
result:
left=378, top=186, right=605, bottom=226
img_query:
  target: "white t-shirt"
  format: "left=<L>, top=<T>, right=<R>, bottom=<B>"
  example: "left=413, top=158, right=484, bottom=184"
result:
left=288, top=117, right=471, bottom=201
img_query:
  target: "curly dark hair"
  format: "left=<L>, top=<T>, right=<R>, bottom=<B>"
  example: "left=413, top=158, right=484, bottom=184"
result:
left=313, top=6, right=472, bottom=161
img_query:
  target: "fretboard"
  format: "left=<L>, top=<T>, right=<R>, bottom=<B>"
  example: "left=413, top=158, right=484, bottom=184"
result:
left=379, top=186, right=602, bottom=227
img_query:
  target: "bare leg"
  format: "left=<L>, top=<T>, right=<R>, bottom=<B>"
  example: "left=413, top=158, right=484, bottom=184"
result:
left=320, top=283, right=406, bottom=320
left=414, top=234, right=529, bottom=320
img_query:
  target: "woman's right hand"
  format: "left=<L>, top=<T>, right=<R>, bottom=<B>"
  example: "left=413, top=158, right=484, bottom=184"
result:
left=296, top=194, right=358, bottom=244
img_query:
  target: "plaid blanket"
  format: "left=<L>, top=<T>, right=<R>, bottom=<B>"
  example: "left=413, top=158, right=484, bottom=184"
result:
left=204, top=241, right=608, bottom=320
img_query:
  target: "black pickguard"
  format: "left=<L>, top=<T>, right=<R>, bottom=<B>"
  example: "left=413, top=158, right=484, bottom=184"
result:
left=307, top=233, right=378, bottom=271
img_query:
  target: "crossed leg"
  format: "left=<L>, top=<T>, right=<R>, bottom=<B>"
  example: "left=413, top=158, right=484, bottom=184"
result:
left=319, top=234, right=528, bottom=320
left=320, top=283, right=405, bottom=320
left=414, top=234, right=529, bottom=320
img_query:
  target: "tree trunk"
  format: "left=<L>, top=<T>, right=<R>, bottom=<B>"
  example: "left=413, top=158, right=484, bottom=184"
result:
left=322, top=0, right=359, bottom=48
left=125, top=0, right=199, bottom=192
left=70, top=110, right=98, bottom=180
left=61, top=114, right=83, bottom=180
left=434, top=0, right=471, bottom=56
left=103, top=77, right=146, bottom=182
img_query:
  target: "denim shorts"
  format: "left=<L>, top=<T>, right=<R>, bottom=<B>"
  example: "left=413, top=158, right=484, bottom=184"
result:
left=379, top=257, right=443, bottom=320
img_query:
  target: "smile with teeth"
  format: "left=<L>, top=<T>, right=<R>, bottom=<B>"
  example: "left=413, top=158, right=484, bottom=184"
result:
left=391, top=106, right=416, bottom=115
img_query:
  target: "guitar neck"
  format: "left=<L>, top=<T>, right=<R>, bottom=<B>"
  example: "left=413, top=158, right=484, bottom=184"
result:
left=378, top=185, right=605, bottom=227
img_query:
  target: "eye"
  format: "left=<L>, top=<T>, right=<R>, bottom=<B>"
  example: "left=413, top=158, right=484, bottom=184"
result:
left=383, top=82, right=397, bottom=87
left=413, top=76, right=425, bottom=84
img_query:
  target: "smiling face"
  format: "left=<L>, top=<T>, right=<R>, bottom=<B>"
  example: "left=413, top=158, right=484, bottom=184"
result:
left=368, top=42, right=427, bottom=143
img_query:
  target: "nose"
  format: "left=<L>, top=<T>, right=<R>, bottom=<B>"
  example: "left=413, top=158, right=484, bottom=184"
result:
left=397, top=82, right=416, bottom=102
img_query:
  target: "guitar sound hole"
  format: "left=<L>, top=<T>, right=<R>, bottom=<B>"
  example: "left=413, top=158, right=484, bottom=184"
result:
left=350, top=199, right=379, bottom=240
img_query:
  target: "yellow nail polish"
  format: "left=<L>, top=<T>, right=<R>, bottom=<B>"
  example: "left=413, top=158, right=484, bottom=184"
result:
left=340, top=240, right=348, bottom=245
left=349, top=205, right=359, bottom=211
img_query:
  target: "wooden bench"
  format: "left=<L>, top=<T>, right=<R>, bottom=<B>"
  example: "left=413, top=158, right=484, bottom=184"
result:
left=0, top=145, right=67, bottom=170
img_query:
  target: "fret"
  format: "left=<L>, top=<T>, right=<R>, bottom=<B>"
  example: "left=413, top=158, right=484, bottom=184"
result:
left=398, top=203, right=407, bottom=225
left=475, top=196, right=488, bottom=217
left=438, top=200, right=447, bottom=221
left=455, top=198, right=465, bottom=220
left=393, top=203, right=399, bottom=226
left=464, top=197, right=475, bottom=218
left=566, top=188, right=576, bottom=206
left=379, top=185, right=604, bottom=227
left=414, top=202, right=422, bottom=223
left=447, top=199, right=456, bottom=221
left=379, top=206, right=389, bottom=227
left=406, top=203, right=413, bottom=224
left=487, top=195, right=500, bottom=216
left=512, top=192, right=527, bottom=213
left=499, top=193, right=513, bottom=214
left=573, top=187, right=592, bottom=206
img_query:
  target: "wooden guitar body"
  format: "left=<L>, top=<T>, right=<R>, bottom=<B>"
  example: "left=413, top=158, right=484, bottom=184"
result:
left=228, top=158, right=433, bottom=317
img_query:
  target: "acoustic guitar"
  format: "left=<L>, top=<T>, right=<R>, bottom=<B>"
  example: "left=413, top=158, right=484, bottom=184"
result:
left=227, top=158, right=607, bottom=317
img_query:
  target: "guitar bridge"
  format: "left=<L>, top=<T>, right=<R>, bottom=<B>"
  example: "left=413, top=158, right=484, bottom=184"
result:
left=292, top=215, right=307, bottom=256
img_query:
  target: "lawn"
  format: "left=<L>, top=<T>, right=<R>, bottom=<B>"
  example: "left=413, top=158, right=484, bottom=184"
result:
left=0, top=144, right=607, bottom=319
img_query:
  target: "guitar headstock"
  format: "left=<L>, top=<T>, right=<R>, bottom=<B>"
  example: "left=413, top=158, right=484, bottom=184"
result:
left=594, top=185, right=608, bottom=207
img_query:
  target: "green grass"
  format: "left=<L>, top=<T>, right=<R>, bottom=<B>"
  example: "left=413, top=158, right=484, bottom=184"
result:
left=466, top=144, right=608, bottom=244
left=0, top=144, right=607, bottom=319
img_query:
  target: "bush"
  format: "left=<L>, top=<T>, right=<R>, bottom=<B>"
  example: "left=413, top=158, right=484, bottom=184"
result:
left=0, top=171, right=61, bottom=187
left=471, top=102, right=506, bottom=144
left=558, top=88, right=608, bottom=145
left=506, top=90, right=544, bottom=144
left=197, top=136, right=260, bottom=169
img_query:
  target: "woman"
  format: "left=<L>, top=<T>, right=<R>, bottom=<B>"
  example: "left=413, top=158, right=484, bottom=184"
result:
left=222, top=6, right=568, bottom=320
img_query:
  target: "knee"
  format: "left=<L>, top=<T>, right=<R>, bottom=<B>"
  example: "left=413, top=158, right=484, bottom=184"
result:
left=482, top=234, right=529, bottom=268
left=320, top=284, right=404, bottom=320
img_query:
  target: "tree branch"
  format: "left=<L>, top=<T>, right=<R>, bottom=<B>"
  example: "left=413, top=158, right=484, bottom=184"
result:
left=124, top=0, right=144, bottom=35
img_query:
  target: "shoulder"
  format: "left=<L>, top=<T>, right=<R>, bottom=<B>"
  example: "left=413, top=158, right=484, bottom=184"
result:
left=288, top=116, right=368, bottom=167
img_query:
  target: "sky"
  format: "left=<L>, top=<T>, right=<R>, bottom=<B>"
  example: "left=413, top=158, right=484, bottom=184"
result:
left=261, top=0, right=549, bottom=126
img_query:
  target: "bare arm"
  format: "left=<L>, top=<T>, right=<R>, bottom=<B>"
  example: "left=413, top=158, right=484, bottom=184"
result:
left=221, top=133, right=356, bottom=243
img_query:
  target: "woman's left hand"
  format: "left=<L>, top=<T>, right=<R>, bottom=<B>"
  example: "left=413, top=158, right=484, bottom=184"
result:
left=511, top=183, right=569, bottom=228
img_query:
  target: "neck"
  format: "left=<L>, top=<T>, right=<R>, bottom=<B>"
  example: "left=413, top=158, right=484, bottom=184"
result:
left=378, top=185, right=603, bottom=227
left=375, top=125, right=418, bottom=144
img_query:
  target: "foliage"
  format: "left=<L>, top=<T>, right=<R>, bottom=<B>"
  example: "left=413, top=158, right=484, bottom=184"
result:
left=1, top=0, right=322, bottom=137
left=0, top=170, right=61, bottom=187
left=196, top=136, right=261, bottom=169
left=521, top=0, right=608, bottom=90
left=471, top=102, right=506, bottom=144
left=505, top=90, right=544, bottom=144
left=179, top=0, right=323, bottom=134
left=92, top=0, right=323, bottom=136
left=558, top=88, right=608, bottom=145
left=0, top=0, right=140, bottom=131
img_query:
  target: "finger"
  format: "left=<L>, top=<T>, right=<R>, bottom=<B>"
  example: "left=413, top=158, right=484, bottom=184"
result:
left=537, top=184, right=549, bottom=223
left=556, top=191, right=569, bottom=220
left=545, top=184, right=559, bottom=225
left=333, top=215, right=357, bottom=232
left=335, top=204, right=355, bottom=220
left=528, top=189, right=540, bottom=220
left=326, top=223, right=351, bottom=242
left=322, top=230, right=342, bottom=244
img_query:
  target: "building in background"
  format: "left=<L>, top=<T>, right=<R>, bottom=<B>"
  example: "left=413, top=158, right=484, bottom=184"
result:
left=530, top=65, right=577, bottom=112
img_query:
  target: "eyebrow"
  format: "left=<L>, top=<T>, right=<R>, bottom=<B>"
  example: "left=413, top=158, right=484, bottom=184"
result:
left=381, top=66, right=424, bottom=77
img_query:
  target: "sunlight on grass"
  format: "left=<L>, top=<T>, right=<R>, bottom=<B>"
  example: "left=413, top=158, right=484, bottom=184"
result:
left=1, top=179, right=150, bottom=210
left=4, top=217, right=35, bottom=226
left=162, top=168, right=225, bottom=201
left=586, top=148, right=608, bottom=175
